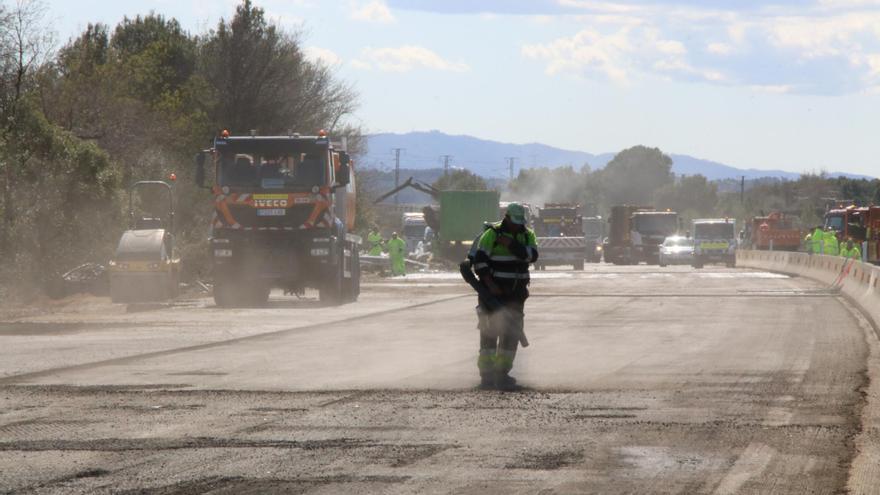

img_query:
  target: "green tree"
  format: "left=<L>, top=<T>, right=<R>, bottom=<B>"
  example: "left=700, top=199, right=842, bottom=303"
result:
left=597, top=146, right=673, bottom=205
left=199, top=0, right=357, bottom=136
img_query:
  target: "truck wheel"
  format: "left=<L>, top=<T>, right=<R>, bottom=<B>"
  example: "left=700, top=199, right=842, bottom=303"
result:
left=320, top=256, right=345, bottom=305
left=344, top=246, right=361, bottom=303
left=574, top=260, right=585, bottom=270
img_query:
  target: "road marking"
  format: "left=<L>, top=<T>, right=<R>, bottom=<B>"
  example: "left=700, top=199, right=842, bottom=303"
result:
left=713, top=443, right=776, bottom=494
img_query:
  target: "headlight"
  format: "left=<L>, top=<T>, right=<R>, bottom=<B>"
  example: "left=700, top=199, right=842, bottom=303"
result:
left=214, top=249, right=233, bottom=257
left=310, top=248, right=329, bottom=256
left=596, top=246, right=603, bottom=251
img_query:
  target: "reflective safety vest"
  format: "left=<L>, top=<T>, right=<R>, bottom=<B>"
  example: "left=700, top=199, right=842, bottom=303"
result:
left=367, top=231, right=384, bottom=255
left=823, top=233, right=839, bottom=256
left=473, top=222, right=538, bottom=281
left=811, top=228, right=824, bottom=253
left=841, top=245, right=862, bottom=260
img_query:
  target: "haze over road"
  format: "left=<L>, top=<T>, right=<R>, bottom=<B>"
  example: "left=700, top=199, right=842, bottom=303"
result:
left=1, top=265, right=877, bottom=493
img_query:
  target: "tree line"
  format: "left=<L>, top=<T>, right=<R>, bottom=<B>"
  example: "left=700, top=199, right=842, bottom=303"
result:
left=508, top=145, right=880, bottom=228
left=0, top=0, right=359, bottom=298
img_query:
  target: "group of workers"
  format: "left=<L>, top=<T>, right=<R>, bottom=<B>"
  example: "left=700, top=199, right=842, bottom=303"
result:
left=805, top=226, right=862, bottom=259
left=366, top=228, right=407, bottom=276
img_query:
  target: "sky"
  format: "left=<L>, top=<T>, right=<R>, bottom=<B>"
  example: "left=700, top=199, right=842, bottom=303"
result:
left=40, top=0, right=880, bottom=176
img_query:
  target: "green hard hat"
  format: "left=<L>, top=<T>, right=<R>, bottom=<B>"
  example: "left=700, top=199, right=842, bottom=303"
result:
left=506, top=202, right=527, bottom=225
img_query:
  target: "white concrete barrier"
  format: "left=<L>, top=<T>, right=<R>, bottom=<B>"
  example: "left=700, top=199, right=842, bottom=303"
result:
left=737, top=250, right=880, bottom=326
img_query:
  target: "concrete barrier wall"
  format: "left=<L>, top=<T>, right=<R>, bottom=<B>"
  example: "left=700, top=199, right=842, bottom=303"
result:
left=737, top=250, right=880, bottom=326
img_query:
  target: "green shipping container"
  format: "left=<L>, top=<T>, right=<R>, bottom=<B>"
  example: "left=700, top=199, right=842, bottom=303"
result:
left=439, top=190, right=501, bottom=242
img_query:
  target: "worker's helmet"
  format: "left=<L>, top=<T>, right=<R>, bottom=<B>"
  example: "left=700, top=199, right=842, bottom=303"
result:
left=505, top=202, right=527, bottom=225
left=847, top=238, right=854, bottom=248
left=392, top=231, right=399, bottom=238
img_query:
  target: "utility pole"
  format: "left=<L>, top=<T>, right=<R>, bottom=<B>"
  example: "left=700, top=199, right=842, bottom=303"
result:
left=440, top=155, right=453, bottom=176
left=391, top=148, right=404, bottom=204
left=740, top=175, right=745, bottom=205
left=505, top=157, right=517, bottom=182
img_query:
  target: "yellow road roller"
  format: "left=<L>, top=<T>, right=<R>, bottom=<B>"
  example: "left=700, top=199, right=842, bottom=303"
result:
left=109, top=180, right=180, bottom=303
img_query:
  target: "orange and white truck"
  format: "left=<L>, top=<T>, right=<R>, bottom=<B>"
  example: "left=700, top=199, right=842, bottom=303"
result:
left=195, top=130, right=360, bottom=306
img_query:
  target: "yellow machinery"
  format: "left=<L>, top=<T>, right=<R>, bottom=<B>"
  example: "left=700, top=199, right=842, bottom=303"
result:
left=109, top=180, right=180, bottom=303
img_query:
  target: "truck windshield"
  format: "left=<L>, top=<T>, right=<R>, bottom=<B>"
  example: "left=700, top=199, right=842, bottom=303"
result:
left=633, top=214, right=677, bottom=234
left=824, top=214, right=844, bottom=231
left=218, top=151, right=326, bottom=189
left=695, top=223, right=734, bottom=239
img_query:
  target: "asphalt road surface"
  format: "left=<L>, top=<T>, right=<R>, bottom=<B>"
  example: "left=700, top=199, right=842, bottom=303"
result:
left=0, top=264, right=877, bottom=494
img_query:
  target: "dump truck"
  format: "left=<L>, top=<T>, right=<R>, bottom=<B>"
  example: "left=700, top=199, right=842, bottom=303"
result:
left=402, top=212, right=427, bottom=254
left=750, top=212, right=802, bottom=251
left=605, top=205, right=647, bottom=265
left=583, top=216, right=604, bottom=263
left=109, top=180, right=180, bottom=303
left=631, top=210, right=679, bottom=264
left=534, top=204, right=586, bottom=270
left=692, top=218, right=737, bottom=268
left=604, top=205, right=668, bottom=265
left=195, top=130, right=360, bottom=306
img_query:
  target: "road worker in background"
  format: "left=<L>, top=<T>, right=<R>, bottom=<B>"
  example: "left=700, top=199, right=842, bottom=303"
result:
left=823, top=228, right=839, bottom=256
left=387, top=232, right=407, bottom=276
left=367, top=227, right=385, bottom=256
left=810, top=225, right=824, bottom=254
left=840, top=238, right=862, bottom=260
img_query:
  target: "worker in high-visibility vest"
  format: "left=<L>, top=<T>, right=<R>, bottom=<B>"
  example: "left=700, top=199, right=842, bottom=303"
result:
left=367, top=228, right=385, bottom=256
left=840, top=238, right=862, bottom=260
left=387, top=232, right=407, bottom=276
left=811, top=226, right=825, bottom=254
left=823, top=228, right=839, bottom=256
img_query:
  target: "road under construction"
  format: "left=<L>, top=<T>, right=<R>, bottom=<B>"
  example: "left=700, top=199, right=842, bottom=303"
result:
left=2, top=256, right=880, bottom=494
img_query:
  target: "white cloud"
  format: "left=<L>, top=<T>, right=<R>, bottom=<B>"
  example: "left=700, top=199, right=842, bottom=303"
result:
left=707, top=42, right=734, bottom=55
left=522, top=28, right=632, bottom=82
left=303, top=47, right=342, bottom=67
left=522, top=26, right=715, bottom=84
left=749, top=84, right=793, bottom=94
left=355, top=46, right=469, bottom=73
left=351, top=1, right=395, bottom=23
left=350, top=59, right=373, bottom=70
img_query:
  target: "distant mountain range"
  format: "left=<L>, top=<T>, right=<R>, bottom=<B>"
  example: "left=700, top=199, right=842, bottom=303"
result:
left=361, top=131, right=871, bottom=181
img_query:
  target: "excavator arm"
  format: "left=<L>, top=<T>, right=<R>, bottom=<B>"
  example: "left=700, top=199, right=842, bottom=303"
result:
left=373, top=177, right=441, bottom=204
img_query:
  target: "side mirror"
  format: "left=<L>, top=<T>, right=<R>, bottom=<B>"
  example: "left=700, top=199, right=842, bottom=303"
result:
left=336, top=164, right=350, bottom=187
left=195, top=152, right=206, bottom=188
left=336, top=153, right=351, bottom=187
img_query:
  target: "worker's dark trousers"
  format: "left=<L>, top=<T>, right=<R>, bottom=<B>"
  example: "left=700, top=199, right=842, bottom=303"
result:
left=477, top=285, right=527, bottom=378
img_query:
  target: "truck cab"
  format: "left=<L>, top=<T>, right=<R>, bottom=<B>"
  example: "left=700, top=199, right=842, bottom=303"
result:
left=692, top=218, right=737, bottom=268
left=196, top=131, right=360, bottom=306
left=401, top=212, right=427, bottom=254
left=631, top=211, right=678, bottom=265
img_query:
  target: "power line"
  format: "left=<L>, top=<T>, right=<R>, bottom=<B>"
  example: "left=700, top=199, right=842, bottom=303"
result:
left=391, top=148, right=405, bottom=204
left=505, top=157, right=518, bottom=182
left=439, top=155, right=453, bottom=176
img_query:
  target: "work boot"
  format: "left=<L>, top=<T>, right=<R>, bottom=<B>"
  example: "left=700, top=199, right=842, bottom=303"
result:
left=479, top=375, right=495, bottom=390
left=494, top=373, right=518, bottom=392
